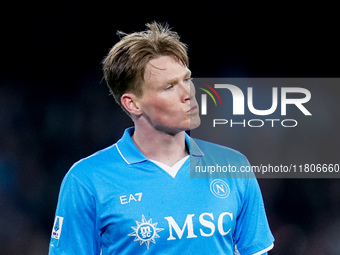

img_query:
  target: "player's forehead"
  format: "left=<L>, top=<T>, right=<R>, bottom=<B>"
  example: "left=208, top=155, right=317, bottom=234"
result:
left=144, top=55, right=191, bottom=85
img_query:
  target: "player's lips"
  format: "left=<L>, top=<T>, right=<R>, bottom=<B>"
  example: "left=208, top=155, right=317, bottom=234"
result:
left=188, top=105, right=198, bottom=114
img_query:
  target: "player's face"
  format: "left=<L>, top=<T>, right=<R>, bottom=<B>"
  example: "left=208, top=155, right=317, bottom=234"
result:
left=137, top=55, right=201, bottom=134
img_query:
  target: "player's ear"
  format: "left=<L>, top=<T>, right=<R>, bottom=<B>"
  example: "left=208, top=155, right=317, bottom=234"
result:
left=121, top=93, right=142, bottom=116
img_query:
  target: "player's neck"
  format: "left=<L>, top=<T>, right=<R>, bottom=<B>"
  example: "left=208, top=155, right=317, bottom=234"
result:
left=131, top=125, right=188, bottom=167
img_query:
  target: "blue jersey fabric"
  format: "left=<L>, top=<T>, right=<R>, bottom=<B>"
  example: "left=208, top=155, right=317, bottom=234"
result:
left=49, top=127, right=274, bottom=255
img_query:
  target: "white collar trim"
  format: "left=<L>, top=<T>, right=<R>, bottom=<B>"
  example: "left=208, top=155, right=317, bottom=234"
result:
left=149, top=155, right=189, bottom=178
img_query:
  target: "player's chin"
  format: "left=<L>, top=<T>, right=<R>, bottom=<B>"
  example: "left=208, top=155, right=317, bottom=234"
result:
left=189, top=115, right=201, bottom=130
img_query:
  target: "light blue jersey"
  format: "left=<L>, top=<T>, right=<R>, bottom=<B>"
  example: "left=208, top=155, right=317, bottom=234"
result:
left=49, top=127, right=274, bottom=254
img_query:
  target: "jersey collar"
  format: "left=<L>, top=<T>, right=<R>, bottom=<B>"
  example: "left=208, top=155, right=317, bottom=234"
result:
left=116, top=127, right=147, bottom=165
left=185, top=132, right=204, bottom=157
left=116, top=127, right=204, bottom=165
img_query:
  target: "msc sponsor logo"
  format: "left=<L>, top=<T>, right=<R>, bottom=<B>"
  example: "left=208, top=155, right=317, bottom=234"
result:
left=129, top=212, right=233, bottom=248
left=128, top=215, right=164, bottom=249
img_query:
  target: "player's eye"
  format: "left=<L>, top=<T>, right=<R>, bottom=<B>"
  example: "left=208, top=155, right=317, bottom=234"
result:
left=165, top=84, right=174, bottom=90
left=184, top=77, right=193, bottom=83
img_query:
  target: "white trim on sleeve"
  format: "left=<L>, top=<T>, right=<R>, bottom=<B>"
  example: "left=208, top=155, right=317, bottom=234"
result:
left=252, top=243, right=274, bottom=255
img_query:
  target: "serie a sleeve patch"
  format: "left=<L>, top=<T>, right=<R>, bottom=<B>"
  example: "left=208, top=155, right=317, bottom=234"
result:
left=50, top=216, right=64, bottom=247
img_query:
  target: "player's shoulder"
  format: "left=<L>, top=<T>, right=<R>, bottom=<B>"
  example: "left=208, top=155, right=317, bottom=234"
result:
left=66, top=142, right=119, bottom=179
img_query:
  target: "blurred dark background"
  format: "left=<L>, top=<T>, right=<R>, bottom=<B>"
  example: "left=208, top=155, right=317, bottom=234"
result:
left=1, top=1, right=339, bottom=254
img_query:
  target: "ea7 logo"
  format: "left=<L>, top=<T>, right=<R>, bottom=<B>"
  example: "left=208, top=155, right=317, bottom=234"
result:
left=120, top=193, right=143, bottom=204
left=200, top=84, right=312, bottom=116
left=164, top=212, right=233, bottom=240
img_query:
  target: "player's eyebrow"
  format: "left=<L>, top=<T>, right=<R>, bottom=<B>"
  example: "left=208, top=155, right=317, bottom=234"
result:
left=165, top=70, right=192, bottom=85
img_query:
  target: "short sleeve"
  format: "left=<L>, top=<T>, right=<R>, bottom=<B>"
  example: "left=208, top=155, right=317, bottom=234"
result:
left=233, top=176, right=274, bottom=255
left=49, top=170, right=101, bottom=254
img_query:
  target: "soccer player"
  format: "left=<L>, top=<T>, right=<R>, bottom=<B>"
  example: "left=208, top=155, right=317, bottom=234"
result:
left=49, top=22, right=274, bottom=254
